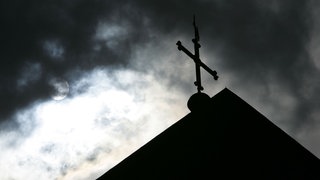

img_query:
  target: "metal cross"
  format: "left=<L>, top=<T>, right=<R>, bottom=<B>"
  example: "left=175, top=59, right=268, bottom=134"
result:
left=176, top=15, right=218, bottom=93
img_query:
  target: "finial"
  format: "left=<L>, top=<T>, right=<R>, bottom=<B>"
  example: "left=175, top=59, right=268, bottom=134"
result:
left=176, top=15, right=218, bottom=94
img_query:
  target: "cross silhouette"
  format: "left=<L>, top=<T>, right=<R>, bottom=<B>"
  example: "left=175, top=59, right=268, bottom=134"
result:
left=176, top=15, right=218, bottom=93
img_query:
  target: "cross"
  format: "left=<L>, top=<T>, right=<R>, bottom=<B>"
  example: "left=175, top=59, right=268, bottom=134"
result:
left=176, top=15, right=218, bottom=93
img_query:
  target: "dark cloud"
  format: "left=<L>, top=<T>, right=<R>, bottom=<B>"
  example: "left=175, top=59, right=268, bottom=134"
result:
left=204, top=1, right=320, bottom=130
left=0, top=0, right=150, bottom=123
left=133, top=0, right=311, bottom=80
left=1, top=0, right=319, bottom=141
left=131, top=0, right=320, bottom=131
left=1, top=1, right=320, bottom=178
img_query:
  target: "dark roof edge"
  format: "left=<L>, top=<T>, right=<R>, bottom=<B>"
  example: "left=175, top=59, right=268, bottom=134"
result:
left=213, top=87, right=320, bottom=161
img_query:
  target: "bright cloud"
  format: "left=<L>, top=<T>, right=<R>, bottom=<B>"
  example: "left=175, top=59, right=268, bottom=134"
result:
left=0, top=68, right=188, bottom=180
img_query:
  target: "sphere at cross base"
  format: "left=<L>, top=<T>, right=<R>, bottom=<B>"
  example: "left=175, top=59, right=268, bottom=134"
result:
left=187, top=92, right=211, bottom=113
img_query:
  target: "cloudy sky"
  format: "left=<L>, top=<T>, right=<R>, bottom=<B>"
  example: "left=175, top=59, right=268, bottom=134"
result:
left=1, top=0, right=320, bottom=179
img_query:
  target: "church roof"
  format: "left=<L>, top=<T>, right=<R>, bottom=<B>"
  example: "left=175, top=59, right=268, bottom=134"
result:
left=98, top=88, right=320, bottom=179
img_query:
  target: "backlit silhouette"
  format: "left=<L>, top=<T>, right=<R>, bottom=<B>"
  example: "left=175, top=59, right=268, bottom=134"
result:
left=98, top=88, right=320, bottom=179
left=176, top=15, right=218, bottom=93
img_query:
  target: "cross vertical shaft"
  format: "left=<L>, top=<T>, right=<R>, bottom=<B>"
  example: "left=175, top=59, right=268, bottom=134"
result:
left=192, top=15, right=203, bottom=93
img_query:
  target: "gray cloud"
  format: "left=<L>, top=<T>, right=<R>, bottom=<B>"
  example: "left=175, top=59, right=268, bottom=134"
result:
left=133, top=0, right=320, bottom=130
left=128, top=0, right=320, bottom=156
left=0, top=0, right=150, bottom=125
left=1, top=0, right=320, bottom=179
left=0, top=67, right=188, bottom=179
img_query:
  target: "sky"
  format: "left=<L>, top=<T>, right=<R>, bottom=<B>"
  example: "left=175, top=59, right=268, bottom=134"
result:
left=1, top=0, right=320, bottom=179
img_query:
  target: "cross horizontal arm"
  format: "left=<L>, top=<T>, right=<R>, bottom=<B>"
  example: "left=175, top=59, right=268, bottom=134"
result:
left=176, top=41, right=195, bottom=61
left=198, top=61, right=219, bottom=80
left=176, top=41, right=218, bottom=80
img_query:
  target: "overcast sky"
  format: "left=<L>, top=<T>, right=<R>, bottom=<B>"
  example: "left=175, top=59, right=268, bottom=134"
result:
left=1, top=0, right=320, bottom=179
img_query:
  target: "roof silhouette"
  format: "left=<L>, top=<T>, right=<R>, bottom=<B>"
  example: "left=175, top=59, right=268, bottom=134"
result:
left=98, top=88, right=320, bottom=179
